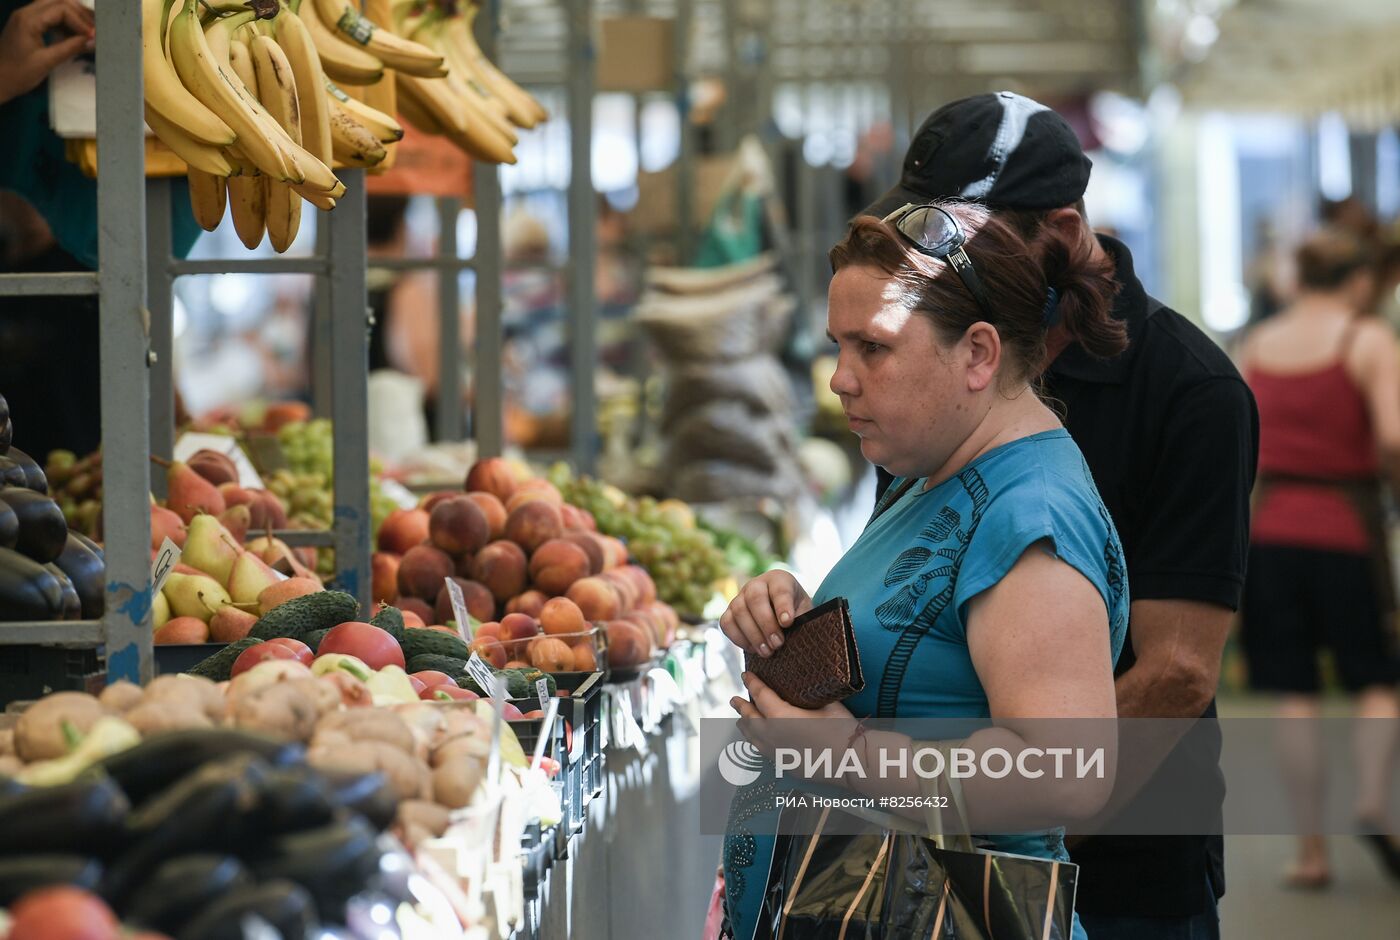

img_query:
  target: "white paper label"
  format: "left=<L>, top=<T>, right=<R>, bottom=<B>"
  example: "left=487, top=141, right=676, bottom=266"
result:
left=445, top=577, right=473, bottom=642
left=465, top=653, right=497, bottom=695
left=535, top=678, right=551, bottom=712
left=531, top=697, right=560, bottom=771
left=174, top=432, right=265, bottom=490
left=150, top=537, right=182, bottom=596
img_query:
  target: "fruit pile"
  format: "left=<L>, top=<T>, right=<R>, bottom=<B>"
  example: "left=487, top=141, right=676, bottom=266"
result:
left=371, top=457, right=679, bottom=672
left=268, top=418, right=400, bottom=543
left=550, top=466, right=731, bottom=617
left=0, top=394, right=105, bottom=623
left=143, top=0, right=546, bottom=251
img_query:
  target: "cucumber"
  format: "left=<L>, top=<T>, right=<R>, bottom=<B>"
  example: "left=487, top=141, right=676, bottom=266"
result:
left=186, top=638, right=260, bottom=682
left=368, top=605, right=406, bottom=642
left=401, top=628, right=471, bottom=661
left=406, top=653, right=467, bottom=677
left=248, top=591, right=359, bottom=642
left=303, top=628, right=330, bottom=652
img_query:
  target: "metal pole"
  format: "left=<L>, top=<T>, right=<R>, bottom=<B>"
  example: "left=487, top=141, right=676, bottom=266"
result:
left=675, top=0, right=696, bottom=263
left=146, top=178, right=175, bottom=497
left=327, top=171, right=371, bottom=610
left=435, top=197, right=462, bottom=441
left=473, top=0, right=505, bottom=458
left=311, top=216, right=333, bottom=417
left=96, top=0, right=153, bottom=684
left=567, top=0, right=598, bottom=473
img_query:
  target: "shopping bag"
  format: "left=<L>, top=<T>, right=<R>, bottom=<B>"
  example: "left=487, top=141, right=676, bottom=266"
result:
left=752, top=802, right=1077, bottom=940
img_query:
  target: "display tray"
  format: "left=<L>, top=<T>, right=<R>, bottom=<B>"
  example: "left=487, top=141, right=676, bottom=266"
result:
left=154, top=642, right=227, bottom=674
left=543, top=669, right=606, bottom=696
left=605, top=653, right=663, bottom=685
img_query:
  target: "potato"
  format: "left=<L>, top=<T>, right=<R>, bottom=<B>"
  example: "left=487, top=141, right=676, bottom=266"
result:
left=307, top=740, right=429, bottom=801
left=143, top=675, right=224, bottom=723
left=0, top=755, right=20, bottom=777
left=315, top=709, right=417, bottom=757
left=124, top=701, right=214, bottom=736
left=396, top=799, right=451, bottom=838
left=431, top=755, right=485, bottom=809
left=98, top=681, right=144, bottom=713
left=0, top=728, right=14, bottom=757
left=390, top=703, right=449, bottom=750
left=231, top=683, right=320, bottom=742
left=15, top=692, right=107, bottom=762
left=285, top=678, right=340, bottom=716
left=430, top=731, right=491, bottom=770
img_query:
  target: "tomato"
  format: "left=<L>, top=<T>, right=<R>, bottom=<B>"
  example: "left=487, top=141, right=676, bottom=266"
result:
left=317, top=621, right=405, bottom=670
left=265, top=637, right=314, bottom=666
left=410, top=670, right=457, bottom=690
left=407, top=675, right=427, bottom=695
left=427, top=685, right=478, bottom=702
left=501, top=700, right=525, bottom=721
left=9, top=886, right=120, bottom=940
left=230, top=641, right=299, bottom=678
left=520, top=709, right=545, bottom=719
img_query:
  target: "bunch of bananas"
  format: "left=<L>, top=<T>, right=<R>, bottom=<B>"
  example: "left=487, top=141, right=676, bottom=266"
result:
left=143, top=0, right=415, bottom=250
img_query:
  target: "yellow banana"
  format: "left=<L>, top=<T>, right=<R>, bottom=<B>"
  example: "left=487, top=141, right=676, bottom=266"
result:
left=169, top=1, right=293, bottom=181
left=394, top=81, right=445, bottom=135
left=144, top=104, right=235, bottom=176
left=297, top=0, right=384, bottom=85
left=186, top=168, right=227, bottom=231
left=273, top=3, right=332, bottom=165
left=328, top=100, right=387, bottom=166
left=326, top=79, right=403, bottom=142
left=359, top=0, right=398, bottom=121
left=143, top=0, right=235, bottom=145
left=227, top=171, right=266, bottom=250
left=396, top=73, right=517, bottom=164
left=426, top=13, right=531, bottom=130
left=457, top=4, right=547, bottom=125
left=250, top=35, right=303, bottom=254
left=313, top=0, right=444, bottom=77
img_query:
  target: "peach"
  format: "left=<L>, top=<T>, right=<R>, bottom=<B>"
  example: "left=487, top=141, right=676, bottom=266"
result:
left=419, top=490, right=459, bottom=514
left=397, top=544, right=456, bottom=601
left=218, top=482, right=256, bottom=508
left=500, top=612, right=541, bottom=657
left=505, top=590, right=548, bottom=619
left=528, top=539, right=590, bottom=595
left=602, top=536, right=629, bottom=569
left=504, top=501, right=563, bottom=554
left=518, top=478, right=563, bottom=501
left=471, top=636, right=508, bottom=668
left=430, top=496, right=490, bottom=556
left=475, top=621, right=503, bottom=641
left=571, top=643, right=598, bottom=671
left=465, top=492, right=508, bottom=541
left=561, top=532, right=604, bottom=575
left=248, top=491, right=288, bottom=531
left=600, top=570, right=639, bottom=611
left=464, top=457, right=517, bottom=503
left=622, top=565, right=657, bottom=605
left=566, top=576, right=621, bottom=622
left=397, top=600, right=430, bottom=628
left=539, top=596, right=587, bottom=638
left=527, top=636, right=574, bottom=672
left=605, top=620, right=652, bottom=668
left=506, top=488, right=555, bottom=514
left=470, top=540, right=529, bottom=602
left=378, top=508, right=431, bottom=555
left=435, top=577, right=496, bottom=625
left=371, top=552, right=401, bottom=604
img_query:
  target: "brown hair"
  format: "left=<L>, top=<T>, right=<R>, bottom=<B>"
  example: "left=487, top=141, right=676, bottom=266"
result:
left=829, top=200, right=1124, bottom=383
left=1295, top=226, right=1375, bottom=291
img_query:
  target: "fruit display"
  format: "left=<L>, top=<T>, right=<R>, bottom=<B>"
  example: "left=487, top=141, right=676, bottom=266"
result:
left=549, top=465, right=731, bottom=617
left=0, top=395, right=105, bottom=623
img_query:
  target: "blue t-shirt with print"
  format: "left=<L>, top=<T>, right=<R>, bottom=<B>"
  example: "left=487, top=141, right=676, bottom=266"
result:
left=723, top=429, right=1128, bottom=940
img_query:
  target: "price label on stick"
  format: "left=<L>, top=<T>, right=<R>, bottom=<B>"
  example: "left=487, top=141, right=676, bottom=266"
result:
left=487, top=675, right=507, bottom=783
left=531, top=697, right=560, bottom=773
left=150, top=537, right=182, bottom=596
left=465, top=653, right=497, bottom=695
left=536, top=678, right=551, bottom=712
left=444, top=577, right=474, bottom=642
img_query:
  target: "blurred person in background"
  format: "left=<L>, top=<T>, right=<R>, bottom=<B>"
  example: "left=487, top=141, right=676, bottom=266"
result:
left=1238, top=226, right=1400, bottom=889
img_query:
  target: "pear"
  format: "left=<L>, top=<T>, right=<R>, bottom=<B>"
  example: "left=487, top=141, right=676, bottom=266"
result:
left=162, top=570, right=232, bottom=622
left=228, top=550, right=285, bottom=605
left=158, top=458, right=226, bottom=524
left=257, top=577, right=322, bottom=615
left=151, top=590, right=171, bottom=629
left=182, top=514, right=242, bottom=585
left=219, top=504, right=252, bottom=543
left=209, top=604, right=258, bottom=643
left=150, top=505, right=187, bottom=551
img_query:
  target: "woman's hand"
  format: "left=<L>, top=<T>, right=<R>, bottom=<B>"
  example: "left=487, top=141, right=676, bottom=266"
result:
left=718, top=570, right=812, bottom=657
left=730, top=672, right=857, bottom=761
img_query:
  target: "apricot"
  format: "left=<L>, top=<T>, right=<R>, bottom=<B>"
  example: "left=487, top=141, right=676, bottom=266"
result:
left=566, top=576, right=621, bottom=622
left=571, top=643, right=598, bottom=671
left=539, top=596, right=587, bottom=638
left=528, top=539, right=590, bottom=595
left=528, top=636, right=574, bottom=672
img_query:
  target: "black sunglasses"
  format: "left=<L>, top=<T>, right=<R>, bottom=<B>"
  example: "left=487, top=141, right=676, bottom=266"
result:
left=885, top=203, right=996, bottom=320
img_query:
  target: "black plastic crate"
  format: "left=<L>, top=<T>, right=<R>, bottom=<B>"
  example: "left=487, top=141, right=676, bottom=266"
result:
left=519, top=821, right=553, bottom=898
left=154, top=642, right=226, bottom=675
left=0, top=646, right=103, bottom=709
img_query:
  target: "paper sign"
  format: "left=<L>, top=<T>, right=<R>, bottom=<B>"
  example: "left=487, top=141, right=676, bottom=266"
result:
left=535, top=679, right=551, bottom=712
left=150, top=537, right=182, bottom=596
left=487, top=676, right=507, bottom=783
left=174, top=432, right=265, bottom=490
left=530, top=698, right=560, bottom=772
left=465, top=653, right=497, bottom=696
left=446, top=578, right=473, bottom=642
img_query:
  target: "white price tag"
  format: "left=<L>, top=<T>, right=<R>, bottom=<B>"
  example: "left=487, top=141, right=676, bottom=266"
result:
left=487, top=677, right=506, bottom=783
left=530, top=697, right=560, bottom=772
left=465, top=653, right=497, bottom=694
left=445, top=577, right=474, bottom=641
left=535, top=678, right=551, bottom=712
left=150, top=537, right=182, bottom=596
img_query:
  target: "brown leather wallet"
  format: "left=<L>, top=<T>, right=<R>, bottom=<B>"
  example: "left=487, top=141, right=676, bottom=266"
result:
left=744, top=597, right=864, bottom=709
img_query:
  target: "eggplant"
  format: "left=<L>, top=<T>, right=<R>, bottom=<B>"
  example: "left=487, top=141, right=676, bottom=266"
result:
left=53, top=532, right=104, bottom=618
left=319, top=768, right=399, bottom=831
left=71, top=531, right=103, bottom=558
left=177, top=880, right=317, bottom=940
left=122, top=854, right=252, bottom=932
left=0, top=392, right=9, bottom=455
left=251, top=815, right=381, bottom=918
left=0, top=855, right=103, bottom=905
left=0, top=487, right=67, bottom=563
left=102, top=754, right=271, bottom=905
left=5, top=447, right=47, bottom=493
left=0, top=501, right=17, bottom=550
left=44, top=563, right=82, bottom=620
left=0, top=546, right=68, bottom=620
left=0, top=457, right=26, bottom=489
left=0, top=777, right=130, bottom=857
left=96, top=728, right=305, bottom=807
left=0, top=776, right=25, bottom=799
left=254, top=765, right=337, bottom=835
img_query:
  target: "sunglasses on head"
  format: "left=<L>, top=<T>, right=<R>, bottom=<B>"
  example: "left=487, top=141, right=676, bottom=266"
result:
left=884, top=203, right=996, bottom=320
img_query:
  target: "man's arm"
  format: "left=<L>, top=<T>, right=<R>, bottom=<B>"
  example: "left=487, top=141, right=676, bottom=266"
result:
left=1116, top=598, right=1232, bottom=719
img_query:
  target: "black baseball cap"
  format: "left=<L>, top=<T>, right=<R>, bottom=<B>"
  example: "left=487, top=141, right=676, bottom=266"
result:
left=863, top=91, right=1092, bottom=219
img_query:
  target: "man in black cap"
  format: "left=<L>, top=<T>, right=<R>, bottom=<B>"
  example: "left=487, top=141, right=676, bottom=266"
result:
left=864, top=91, right=1258, bottom=939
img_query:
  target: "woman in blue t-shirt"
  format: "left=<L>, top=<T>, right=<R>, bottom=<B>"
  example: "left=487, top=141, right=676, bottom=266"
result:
left=718, top=200, right=1131, bottom=939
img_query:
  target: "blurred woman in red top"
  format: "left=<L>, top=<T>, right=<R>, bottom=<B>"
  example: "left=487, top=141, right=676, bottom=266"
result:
left=1240, top=227, right=1400, bottom=889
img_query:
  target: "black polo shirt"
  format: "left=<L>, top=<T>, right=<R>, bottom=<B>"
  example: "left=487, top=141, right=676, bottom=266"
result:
left=873, top=235, right=1260, bottom=917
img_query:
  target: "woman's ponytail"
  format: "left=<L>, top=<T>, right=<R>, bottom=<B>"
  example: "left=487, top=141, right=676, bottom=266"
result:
left=1033, top=221, right=1125, bottom=360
